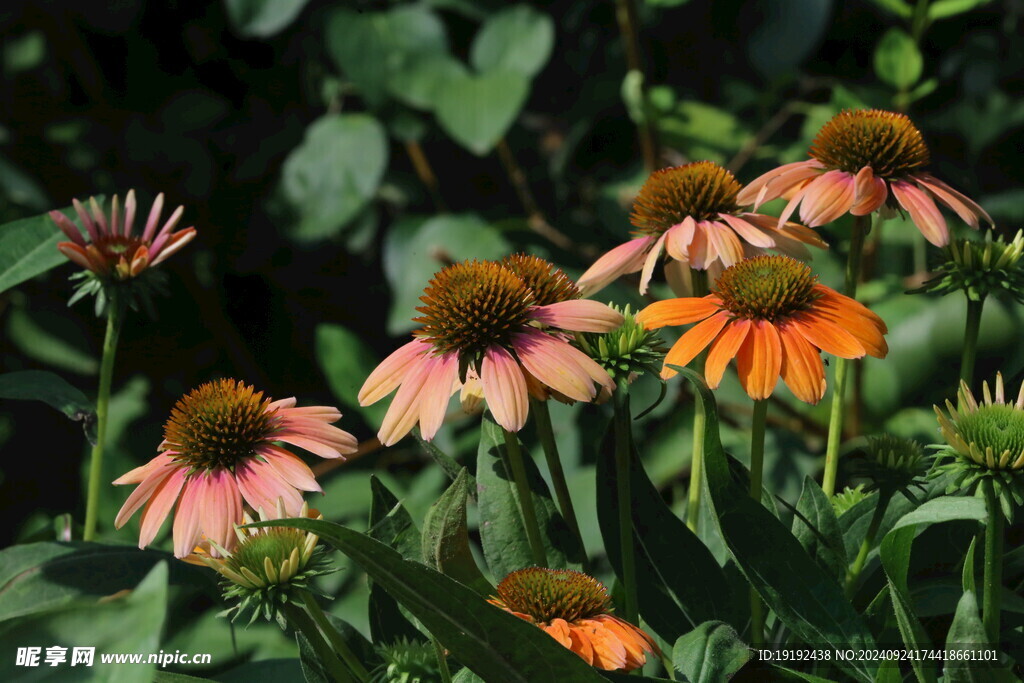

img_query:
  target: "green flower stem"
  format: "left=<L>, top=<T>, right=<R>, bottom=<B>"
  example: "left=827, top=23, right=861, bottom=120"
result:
left=283, top=602, right=357, bottom=683
left=502, top=428, right=548, bottom=567
left=614, top=0, right=658, bottom=172
left=749, top=398, right=768, bottom=646
left=960, top=297, right=985, bottom=388
left=432, top=637, right=452, bottom=683
left=687, top=268, right=709, bottom=533
left=822, top=214, right=869, bottom=497
left=531, top=398, right=586, bottom=562
left=983, top=479, right=1003, bottom=645
left=845, top=491, right=891, bottom=598
left=301, top=590, right=370, bottom=682
left=612, top=377, right=639, bottom=627
left=84, top=299, right=124, bottom=542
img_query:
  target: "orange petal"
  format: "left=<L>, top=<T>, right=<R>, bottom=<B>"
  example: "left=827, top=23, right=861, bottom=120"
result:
left=636, top=296, right=721, bottom=329
left=778, top=322, right=826, bottom=404
left=850, top=166, right=888, bottom=216
left=790, top=313, right=866, bottom=359
left=661, top=312, right=729, bottom=379
left=704, top=318, right=751, bottom=388
left=735, top=320, right=782, bottom=400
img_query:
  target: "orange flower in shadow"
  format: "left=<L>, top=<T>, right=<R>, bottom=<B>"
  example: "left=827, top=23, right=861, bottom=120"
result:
left=637, top=255, right=888, bottom=404
left=488, top=568, right=658, bottom=671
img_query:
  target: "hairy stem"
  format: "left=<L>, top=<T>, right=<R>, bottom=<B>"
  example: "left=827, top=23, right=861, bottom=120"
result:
left=612, top=378, right=639, bottom=626
left=960, top=297, right=985, bottom=389
left=503, top=428, right=548, bottom=567
left=983, top=479, right=1003, bottom=645
left=749, top=398, right=768, bottom=646
left=532, top=399, right=587, bottom=564
left=84, top=299, right=123, bottom=541
left=687, top=268, right=709, bottom=532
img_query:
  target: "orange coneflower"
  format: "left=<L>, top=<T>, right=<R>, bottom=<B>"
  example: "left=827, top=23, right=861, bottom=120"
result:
left=489, top=568, right=658, bottom=671
left=738, top=109, right=992, bottom=246
left=577, top=161, right=827, bottom=295
left=358, top=259, right=621, bottom=446
left=113, top=379, right=356, bottom=558
left=637, top=255, right=888, bottom=404
left=50, top=190, right=196, bottom=279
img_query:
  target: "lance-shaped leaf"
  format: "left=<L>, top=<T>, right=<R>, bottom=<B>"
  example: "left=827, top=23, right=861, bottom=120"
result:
left=422, top=468, right=492, bottom=595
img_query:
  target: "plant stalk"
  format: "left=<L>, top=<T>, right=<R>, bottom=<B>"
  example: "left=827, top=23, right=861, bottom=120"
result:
left=983, top=479, right=1003, bottom=645
left=612, top=377, right=639, bottom=626
left=960, top=297, right=985, bottom=389
left=822, top=214, right=869, bottom=497
left=749, top=398, right=768, bottom=646
left=532, top=399, right=587, bottom=563
left=284, top=603, right=357, bottom=683
left=84, top=299, right=124, bottom=541
left=502, top=428, right=548, bottom=567
left=432, top=637, right=452, bottom=683
left=614, top=0, right=658, bottom=171
left=845, top=491, right=891, bottom=598
left=686, top=268, right=709, bottom=532
left=301, top=591, right=370, bottom=682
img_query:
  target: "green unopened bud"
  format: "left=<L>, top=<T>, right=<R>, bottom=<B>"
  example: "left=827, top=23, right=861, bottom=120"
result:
left=371, top=639, right=441, bottom=683
left=911, top=230, right=1024, bottom=302
left=574, top=305, right=666, bottom=381
left=832, top=485, right=871, bottom=517
left=853, top=434, right=929, bottom=496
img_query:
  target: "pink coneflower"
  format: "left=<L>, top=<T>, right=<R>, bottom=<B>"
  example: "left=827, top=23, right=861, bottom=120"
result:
left=49, top=190, right=197, bottom=279
left=358, top=259, right=621, bottom=446
left=576, top=161, right=827, bottom=296
left=113, top=379, right=356, bottom=558
left=737, top=109, right=993, bottom=246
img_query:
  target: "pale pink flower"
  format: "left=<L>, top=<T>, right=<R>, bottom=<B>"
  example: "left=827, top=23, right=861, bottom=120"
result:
left=358, top=259, right=621, bottom=445
left=113, top=379, right=356, bottom=558
left=737, top=109, right=993, bottom=246
left=50, top=190, right=197, bottom=279
left=577, top=161, right=826, bottom=296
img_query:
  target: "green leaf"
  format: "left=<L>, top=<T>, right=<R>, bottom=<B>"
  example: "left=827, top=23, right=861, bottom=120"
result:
left=216, top=659, right=304, bottom=682
left=6, top=307, right=99, bottom=375
left=476, top=415, right=583, bottom=578
left=224, top=0, right=309, bottom=37
left=280, top=114, right=388, bottom=241
left=252, top=518, right=606, bottom=682
left=928, top=0, right=993, bottom=19
left=422, top=468, right=492, bottom=595
left=594, top=421, right=738, bottom=641
left=0, top=370, right=96, bottom=444
left=874, top=28, right=923, bottom=89
left=434, top=70, right=529, bottom=155
left=791, top=476, right=848, bottom=580
left=867, top=0, right=913, bottom=17
left=382, top=214, right=511, bottom=334
left=0, top=202, right=94, bottom=295
left=671, top=621, right=749, bottom=683
left=0, top=561, right=169, bottom=683
left=0, top=542, right=211, bottom=621
left=314, top=323, right=387, bottom=425
left=879, top=497, right=986, bottom=683
left=944, top=589, right=1015, bottom=682
left=676, top=368, right=876, bottom=683
left=470, top=6, right=554, bottom=79
left=325, top=7, right=449, bottom=108
left=414, top=430, right=477, bottom=498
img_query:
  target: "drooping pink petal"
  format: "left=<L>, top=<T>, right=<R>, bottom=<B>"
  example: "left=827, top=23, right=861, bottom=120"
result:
left=891, top=180, right=949, bottom=246
left=639, top=232, right=668, bottom=294
left=49, top=211, right=85, bottom=246
left=275, top=432, right=346, bottom=460
left=258, top=444, right=322, bottom=493
left=687, top=226, right=709, bottom=269
left=197, top=468, right=244, bottom=553
left=913, top=173, right=994, bottom=229
left=359, top=339, right=431, bottom=405
left=512, top=332, right=594, bottom=402
left=376, top=354, right=436, bottom=446
left=530, top=300, right=624, bottom=333
left=737, top=160, right=823, bottom=208
left=279, top=405, right=339, bottom=419
left=480, top=345, right=529, bottom=432
left=142, top=192, right=165, bottom=242
left=235, top=458, right=304, bottom=518
left=798, top=170, right=856, bottom=226
left=577, top=236, right=655, bottom=296
left=172, top=476, right=205, bottom=558
left=704, top=221, right=745, bottom=267
left=718, top=213, right=775, bottom=248
left=113, top=452, right=176, bottom=485
left=114, top=461, right=179, bottom=529
left=268, top=396, right=299, bottom=411
left=137, top=467, right=187, bottom=548
left=775, top=182, right=813, bottom=229
left=665, top=216, right=697, bottom=261
left=850, top=166, right=888, bottom=216
left=417, top=352, right=459, bottom=440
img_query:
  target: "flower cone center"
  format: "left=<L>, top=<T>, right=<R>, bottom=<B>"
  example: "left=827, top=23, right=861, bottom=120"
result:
left=413, top=260, right=535, bottom=359
left=227, top=528, right=308, bottom=583
left=809, top=109, right=929, bottom=178
left=95, top=234, right=146, bottom=260
left=501, top=254, right=580, bottom=306
left=494, top=568, right=611, bottom=623
left=955, top=405, right=1024, bottom=465
left=715, top=255, right=820, bottom=321
left=164, top=379, right=277, bottom=471
left=631, top=161, right=742, bottom=234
